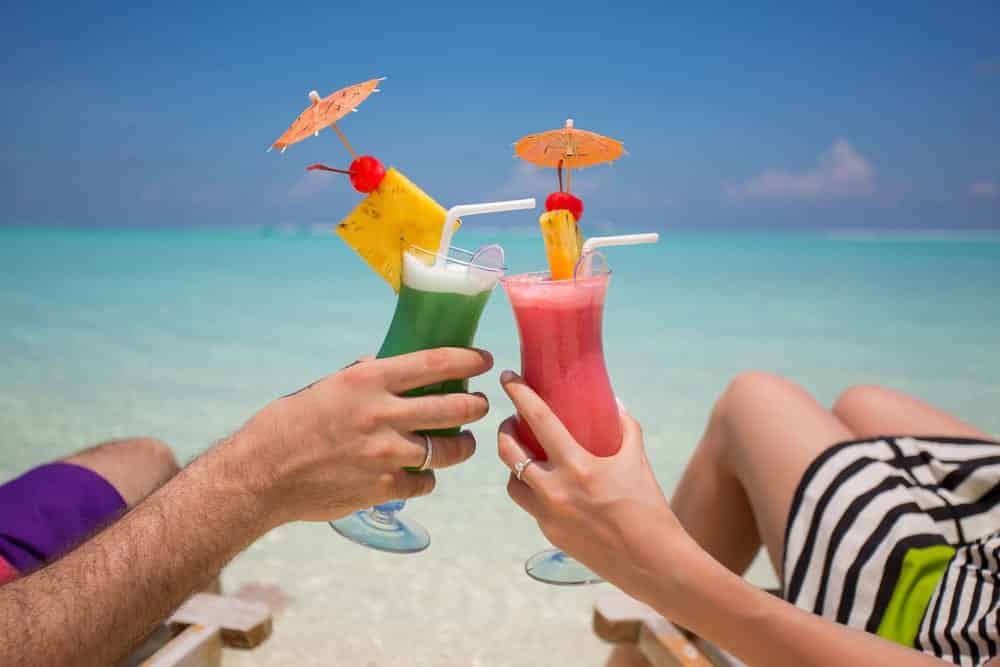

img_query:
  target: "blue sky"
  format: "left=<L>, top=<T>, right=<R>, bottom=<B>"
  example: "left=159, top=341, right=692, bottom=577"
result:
left=2, top=1, right=998, bottom=230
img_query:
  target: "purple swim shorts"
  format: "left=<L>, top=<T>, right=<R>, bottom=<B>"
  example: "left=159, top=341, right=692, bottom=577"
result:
left=0, top=462, right=126, bottom=579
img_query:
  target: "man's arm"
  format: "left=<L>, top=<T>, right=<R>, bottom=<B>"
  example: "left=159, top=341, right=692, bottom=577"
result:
left=0, top=347, right=493, bottom=666
left=0, top=436, right=268, bottom=666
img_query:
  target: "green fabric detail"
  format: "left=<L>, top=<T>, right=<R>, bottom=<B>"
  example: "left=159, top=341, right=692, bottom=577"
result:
left=876, top=544, right=956, bottom=647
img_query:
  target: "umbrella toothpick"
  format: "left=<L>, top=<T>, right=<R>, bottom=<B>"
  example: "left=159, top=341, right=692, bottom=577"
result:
left=270, top=78, right=383, bottom=155
left=331, top=122, right=359, bottom=159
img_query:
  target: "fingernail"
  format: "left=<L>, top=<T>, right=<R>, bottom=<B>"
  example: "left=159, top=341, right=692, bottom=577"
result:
left=500, top=370, right=515, bottom=383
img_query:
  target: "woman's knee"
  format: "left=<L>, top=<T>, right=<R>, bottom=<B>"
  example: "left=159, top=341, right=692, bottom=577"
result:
left=831, top=384, right=888, bottom=423
left=712, top=371, right=846, bottom=468
left=720, top=371, right=810, bottom=413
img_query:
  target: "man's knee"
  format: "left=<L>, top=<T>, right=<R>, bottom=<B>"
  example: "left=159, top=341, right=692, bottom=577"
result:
left=129, top=437, right=179, bottom=477
left=65, top=437, right=179, bottom=507
left=832, top=384, right=888, bottom=421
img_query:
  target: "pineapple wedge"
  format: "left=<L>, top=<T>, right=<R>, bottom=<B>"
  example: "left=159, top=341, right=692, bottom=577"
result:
left=540, top=209, right=581, bottom=280
left=336, top=168, right=457, bottom=292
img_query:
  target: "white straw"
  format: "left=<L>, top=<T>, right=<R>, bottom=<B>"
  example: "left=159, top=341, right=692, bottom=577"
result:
left=435, top=198, right=536, bottom=266
left=581, top=233, right=659, bottom=254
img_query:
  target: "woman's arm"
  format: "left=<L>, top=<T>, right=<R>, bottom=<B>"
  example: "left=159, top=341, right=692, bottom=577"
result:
left=639, top=532, right=947, bottom=667
left=496, top=370, right=951, bottom=667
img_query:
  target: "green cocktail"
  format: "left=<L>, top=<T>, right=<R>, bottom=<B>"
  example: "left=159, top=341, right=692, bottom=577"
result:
left=378, top=282, right=490, bottom=413
left=330, top=243, right=504, bottom=552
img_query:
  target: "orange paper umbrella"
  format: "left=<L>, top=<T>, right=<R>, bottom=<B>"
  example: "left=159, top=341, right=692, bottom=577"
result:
left=514, top=119, right=625, bottom=170
left=269, top=77, right=384, bottom=155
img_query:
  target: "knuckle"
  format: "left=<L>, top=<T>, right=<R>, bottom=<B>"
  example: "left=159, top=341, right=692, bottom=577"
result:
left=341, top=363, right=379, bottom=390
left=457, top=395, right=482, bottom=422
left=544, top=489, right=570, bottom=512
left=573, top=464, right=596, bottom=489
left=366, top=440, right=396, bottom=463
left=525, top=406, right=549, bottom=426
left=353, top=410, right=381, bottom=435
left=424, top=348, right=452, bottom=372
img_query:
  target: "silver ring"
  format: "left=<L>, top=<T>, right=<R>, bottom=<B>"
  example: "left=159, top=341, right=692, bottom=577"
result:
left=514, top=457, right=534, bottom=481
left=417, top=434, right=433, bottom=471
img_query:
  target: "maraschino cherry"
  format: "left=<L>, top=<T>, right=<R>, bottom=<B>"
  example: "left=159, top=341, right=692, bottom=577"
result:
left=544, top=191, right=583, bottom=221
left=306, top=155, right=386, bottom=194
left=347, top=155, right=385, bottom=193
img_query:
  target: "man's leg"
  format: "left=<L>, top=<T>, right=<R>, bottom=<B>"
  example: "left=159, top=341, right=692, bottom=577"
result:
left=0, top=437, right=178, bottom=578
left=62, top=437, right=179, bottom=508
left=670, top=372, right=855, bottom=576
left=832, top=384, right=995, bottom=441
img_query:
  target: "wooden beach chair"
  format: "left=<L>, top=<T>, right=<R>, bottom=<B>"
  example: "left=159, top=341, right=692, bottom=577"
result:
left=121, top=583, right=287, bottom=667
left=594, top=592, right=747, bottom=667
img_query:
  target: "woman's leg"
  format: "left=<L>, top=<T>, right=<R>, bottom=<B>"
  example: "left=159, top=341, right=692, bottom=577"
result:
left=671, top=372, right=855, bottom=576
left=832, top=384, right=994, bottom=441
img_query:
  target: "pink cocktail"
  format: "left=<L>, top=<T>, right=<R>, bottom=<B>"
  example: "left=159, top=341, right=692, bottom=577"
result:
left=502, top=267, right=620, bottom=585
left=502, top=271, right=622, bottom=459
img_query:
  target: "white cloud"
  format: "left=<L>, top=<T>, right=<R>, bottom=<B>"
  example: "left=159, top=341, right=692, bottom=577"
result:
left=969, top=180, right=998, bottom=199
left=726, top=139, right=876, bottom=202
left=289, top=171, right=334, bottom=199
left=497, top=160, right=552, bottom=197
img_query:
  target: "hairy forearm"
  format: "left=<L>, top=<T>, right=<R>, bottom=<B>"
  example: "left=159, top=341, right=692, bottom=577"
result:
left=0, top=433, right=274, bottom=667
left=631, top=534, right=948, bottom=667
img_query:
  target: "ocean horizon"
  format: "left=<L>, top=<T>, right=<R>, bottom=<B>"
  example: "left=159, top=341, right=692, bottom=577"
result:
left=2, top=225, right=999, bottom=666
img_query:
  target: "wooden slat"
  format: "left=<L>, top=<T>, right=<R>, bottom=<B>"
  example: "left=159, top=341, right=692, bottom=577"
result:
left=594, top=592, right=744, bottom=667
left=167, top=593, right=272, bottom=649
left=140, top=626, right=222, bottom=667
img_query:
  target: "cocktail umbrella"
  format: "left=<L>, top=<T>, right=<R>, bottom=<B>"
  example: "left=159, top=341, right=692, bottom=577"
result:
left=269, top=77, right=384, bottom=156
left=514, top=118, right=624, bottom=191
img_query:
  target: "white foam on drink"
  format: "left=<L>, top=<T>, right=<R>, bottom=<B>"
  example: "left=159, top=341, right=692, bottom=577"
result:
left=402, top=251, right=499, bottom=296
left=502, top=273, right=608, bottom=308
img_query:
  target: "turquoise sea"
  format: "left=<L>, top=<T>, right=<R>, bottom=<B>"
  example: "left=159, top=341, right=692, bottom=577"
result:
left=2, top=226, right=999, bottom=666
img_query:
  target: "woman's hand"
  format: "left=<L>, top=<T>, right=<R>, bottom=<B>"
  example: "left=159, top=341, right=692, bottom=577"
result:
left=497, top=371, right=962, bottom=667
left=497, top=370, right=696, bottom=596
left=237, top=347, right=493, bottom=527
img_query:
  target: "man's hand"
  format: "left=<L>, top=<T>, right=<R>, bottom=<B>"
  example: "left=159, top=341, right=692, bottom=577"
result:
left=240, top=347, right=493, bottom=526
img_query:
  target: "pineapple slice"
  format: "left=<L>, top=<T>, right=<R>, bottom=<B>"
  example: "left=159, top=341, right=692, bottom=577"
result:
left=336, top=168, right=457, bottom=292
left=540, top=209, right=581, bottom=280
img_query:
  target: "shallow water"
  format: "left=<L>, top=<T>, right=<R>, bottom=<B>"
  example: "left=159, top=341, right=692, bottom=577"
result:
left=2, top=227, right=999, bottom=665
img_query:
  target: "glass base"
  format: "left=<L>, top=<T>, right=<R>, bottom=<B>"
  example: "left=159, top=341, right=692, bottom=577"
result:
left=525, top=549, right=604, bottom=585
left=329, top=507, right=430, bottom=554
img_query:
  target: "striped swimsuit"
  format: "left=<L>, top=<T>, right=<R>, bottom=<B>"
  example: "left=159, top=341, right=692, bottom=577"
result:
left=783, top=436, right=1000, bottom=666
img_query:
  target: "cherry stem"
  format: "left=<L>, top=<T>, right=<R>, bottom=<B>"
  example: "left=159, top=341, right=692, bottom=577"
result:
left=306, top=163, right=352, bottom=175
left=557, top=159, right=564, bottom=192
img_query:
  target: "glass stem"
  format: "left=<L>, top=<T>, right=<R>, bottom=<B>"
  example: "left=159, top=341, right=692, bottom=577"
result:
left=367, top=500, right=406, bottom=528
